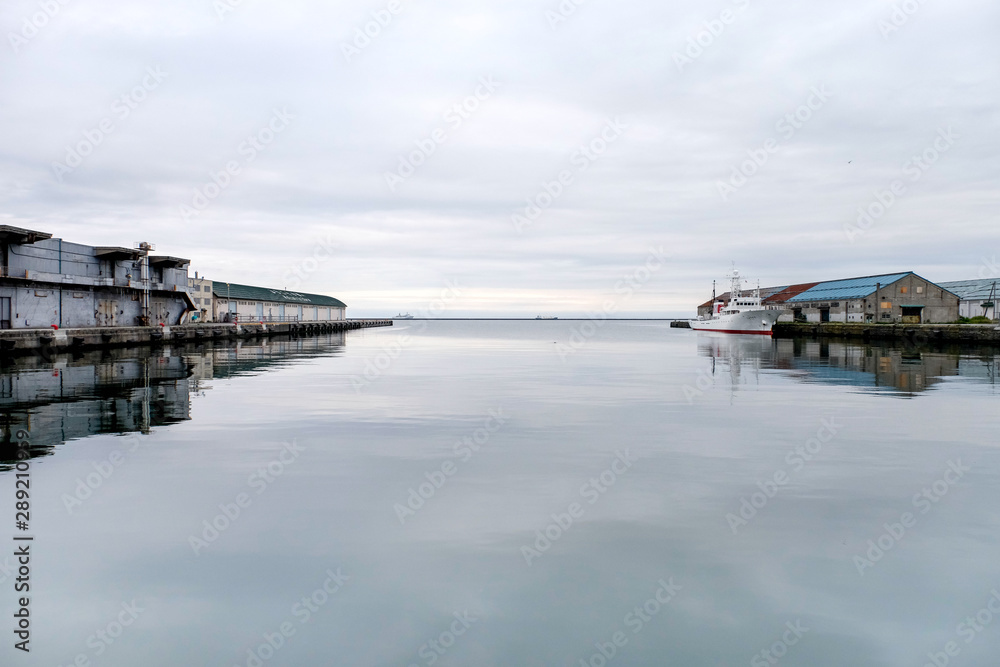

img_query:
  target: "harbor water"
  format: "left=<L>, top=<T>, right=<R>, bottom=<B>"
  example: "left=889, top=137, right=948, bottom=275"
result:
left=2, top=321, right=999, bottom=666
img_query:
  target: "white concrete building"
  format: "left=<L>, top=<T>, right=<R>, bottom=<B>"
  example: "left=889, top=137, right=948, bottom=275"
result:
left=939, top=279, right=999, bottom=320
left=187, top=272, right=214, bottom=322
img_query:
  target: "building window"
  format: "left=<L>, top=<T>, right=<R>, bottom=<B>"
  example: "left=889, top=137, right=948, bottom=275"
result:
left=916, top=285, right=924, bottom=294
left=881, top=301, right=892, bottom=309
left=900, top=286, right=908, bottom=294
left=204, top=285, right=210, bottom=292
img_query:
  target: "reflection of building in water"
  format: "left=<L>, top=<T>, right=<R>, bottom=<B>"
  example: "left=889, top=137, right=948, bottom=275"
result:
left=1, top=333, right=349, bottom=466
left=957, top=354, right=1000, bottom=387
left=695, top=334, right=993, bottom=396
left=0, top=349, right=192, bottom=465
left=185, top=332, right=346, bottom=391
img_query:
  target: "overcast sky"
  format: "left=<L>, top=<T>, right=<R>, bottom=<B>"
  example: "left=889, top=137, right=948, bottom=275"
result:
left=1, top=0, right=997, bottom=316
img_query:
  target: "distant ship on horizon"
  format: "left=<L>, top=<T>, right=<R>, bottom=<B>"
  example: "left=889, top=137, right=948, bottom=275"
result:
left=394, top=313, right=414, bottom=320
left=535, top=315, right=558, bottom=320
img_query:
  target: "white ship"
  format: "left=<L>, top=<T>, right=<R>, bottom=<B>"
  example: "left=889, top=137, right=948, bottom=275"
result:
left=689, top=269, right=782, bottom=335
left=394, top=313, right=414, bottom=320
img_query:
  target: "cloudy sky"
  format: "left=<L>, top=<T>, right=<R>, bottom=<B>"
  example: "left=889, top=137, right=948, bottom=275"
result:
left=1, top=0, right=997, bottom=317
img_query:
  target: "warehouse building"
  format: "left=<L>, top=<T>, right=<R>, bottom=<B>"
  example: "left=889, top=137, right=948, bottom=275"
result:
left=938, top=279, right=998, bottom=320
left=779, top=272, right=959, bottom=323
left=0, top=225, right=193, bottom=329
left=762, top=283, right=819, bottom=312
left=212, top=282, right=346, bottom=323
left=696, top=271, right=960, bottom=324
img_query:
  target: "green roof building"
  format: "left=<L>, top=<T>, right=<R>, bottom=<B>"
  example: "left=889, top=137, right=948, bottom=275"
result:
left=211, top=281, right=346, bottom=323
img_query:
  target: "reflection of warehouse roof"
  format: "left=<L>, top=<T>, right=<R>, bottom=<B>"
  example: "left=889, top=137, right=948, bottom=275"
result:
left=785, top=272, right=913, bottom=302
left=939, top=279, right=999, bottom=300
left=211, top=282, right=347, bottom=308
left=763, top=283, right=820, bottom=304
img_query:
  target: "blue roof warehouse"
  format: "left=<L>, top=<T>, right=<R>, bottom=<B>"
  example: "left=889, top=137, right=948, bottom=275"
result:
left=700, top=272, right=962, bottom=324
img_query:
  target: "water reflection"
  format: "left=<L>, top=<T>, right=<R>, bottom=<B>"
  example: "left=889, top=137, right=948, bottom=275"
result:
left=0, top=333, right=346, bottom=467
left=696, top=333, right=1000, bottom=396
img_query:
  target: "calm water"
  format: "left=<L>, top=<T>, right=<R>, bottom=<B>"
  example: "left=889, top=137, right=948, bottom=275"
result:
left=2, top=321, right=999, bottom=666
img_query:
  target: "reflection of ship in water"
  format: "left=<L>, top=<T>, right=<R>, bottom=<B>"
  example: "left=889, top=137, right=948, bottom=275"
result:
left=1, top=333, right=346, bottom=467
left=697, top=334, right=1000, bottom=396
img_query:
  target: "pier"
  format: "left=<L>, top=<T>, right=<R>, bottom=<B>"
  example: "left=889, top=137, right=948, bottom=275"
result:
left=0, top=319, right=392, bottom=356
left=773, top=322, right=1000, bottom=344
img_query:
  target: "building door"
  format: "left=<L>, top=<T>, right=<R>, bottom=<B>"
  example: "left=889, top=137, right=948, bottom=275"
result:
left=297, top=305, right=303, bottom=321
left=97, top=299, right=117, bottom=327
left=820, top=308, right=831, bottom=323
left=256, top=303, right=264, bottom=320
left=0, top=297, right=10, bottom=329
left=901, top=306, right=923, bottom=324
left=279, top=304, right=285, bottom=320
left=152, top=302, right=168, bottom=324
